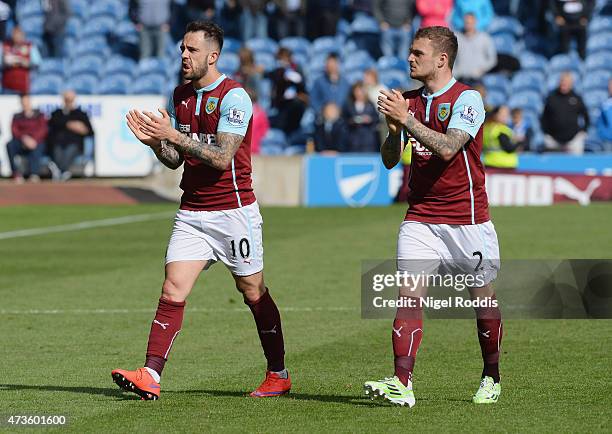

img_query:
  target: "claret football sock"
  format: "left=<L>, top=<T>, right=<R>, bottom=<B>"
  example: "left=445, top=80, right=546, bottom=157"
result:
left=474, top=295, right=503, bottom=383
left=392, top=301, right=423, bottom=387
left=144, top=297, right=186, bottom=378
left=245, top=288, right=286, bottom=372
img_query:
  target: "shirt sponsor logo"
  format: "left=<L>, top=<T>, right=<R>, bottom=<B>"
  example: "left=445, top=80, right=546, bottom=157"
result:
left=227, top=108, right=245, bottom=126
left=437, top=103, right=451, bottom=122
left=205, top=96, right=219, bottom=114
left=182, top=131, right=216, bottom=145
left=460, top=105, right=478, bottom=124
left=179, top=123, right=190, bottom=133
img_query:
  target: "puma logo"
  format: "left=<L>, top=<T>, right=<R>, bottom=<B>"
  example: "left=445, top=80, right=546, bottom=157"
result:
left=181, top=100, right=189, bottom=109
left=260, top=325, right=277, bottom=335
left=393, top=326, right=403, bottom=337
left=554, top=177, right=601, bottom=206
left=243, top=259, right=252, bottom=264
left=479, top=329, right=491, bottom=338
left=154, top=320, right=169, bottom=330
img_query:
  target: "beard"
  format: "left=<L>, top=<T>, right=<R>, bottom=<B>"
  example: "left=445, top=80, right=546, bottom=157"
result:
left=184, top=61, right=208, bottom=81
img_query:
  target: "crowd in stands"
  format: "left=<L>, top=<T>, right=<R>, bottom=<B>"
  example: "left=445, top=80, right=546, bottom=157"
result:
left=0, top=0, right=611, bottom=181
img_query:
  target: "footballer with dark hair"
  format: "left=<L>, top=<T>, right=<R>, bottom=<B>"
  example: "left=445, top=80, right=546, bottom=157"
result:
left=111, top=21, right=291, bottom=400
left=365, top=26, right=503, bottom=407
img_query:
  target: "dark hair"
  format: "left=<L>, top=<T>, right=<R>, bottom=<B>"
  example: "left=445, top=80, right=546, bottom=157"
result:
left=185, top=21, right=224, bottom=51
left=327, top=52, right=339, bottom=60
left=414, top=26, right=458, bottom=70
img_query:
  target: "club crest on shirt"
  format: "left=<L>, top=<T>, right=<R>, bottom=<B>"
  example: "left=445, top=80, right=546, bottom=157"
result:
left=437, top=103, right=451, bottom=122
left=205, top=96, right=219, bottom=114
left=460, top=105, right=478, bottom=124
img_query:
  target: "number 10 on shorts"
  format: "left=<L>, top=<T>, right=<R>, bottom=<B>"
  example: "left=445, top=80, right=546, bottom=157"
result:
left=230, top=238, right=251, bottom=259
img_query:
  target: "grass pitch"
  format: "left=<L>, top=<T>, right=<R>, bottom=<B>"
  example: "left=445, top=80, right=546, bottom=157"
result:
left=0, top=203, right=611, bottom=432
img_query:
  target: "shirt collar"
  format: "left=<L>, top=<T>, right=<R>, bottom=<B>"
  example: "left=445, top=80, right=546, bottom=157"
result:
left=422, top=77, right=456, bottom=98
left=194, top=74, right=226, bottom=93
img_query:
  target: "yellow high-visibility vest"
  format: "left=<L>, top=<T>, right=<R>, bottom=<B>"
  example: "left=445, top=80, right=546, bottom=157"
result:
left=482, top=122, right=518, bottom=169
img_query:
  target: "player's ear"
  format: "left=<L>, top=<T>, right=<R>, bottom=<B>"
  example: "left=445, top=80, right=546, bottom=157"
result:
left=208, top=50, right=219, bottom=65
left=438, top=53, right=448, bottom=69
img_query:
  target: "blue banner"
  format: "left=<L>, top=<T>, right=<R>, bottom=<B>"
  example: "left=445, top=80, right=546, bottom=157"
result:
left=303, top=154, right=403, bottom=207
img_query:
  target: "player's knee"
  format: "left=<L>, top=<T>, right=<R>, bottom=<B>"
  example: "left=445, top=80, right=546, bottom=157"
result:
left=161, top=278, right=186, bottom=302
left=236, top=280, right=265, bottom=303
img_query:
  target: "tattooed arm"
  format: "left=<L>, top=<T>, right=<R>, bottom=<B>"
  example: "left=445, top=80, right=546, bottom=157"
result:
left=380, top=129, right=404, bottom=169
left=170, top=131, right=243, bottom=171
left=151, top=140, right=184, bottom=170
left=403, top=117, right=471, bottom=161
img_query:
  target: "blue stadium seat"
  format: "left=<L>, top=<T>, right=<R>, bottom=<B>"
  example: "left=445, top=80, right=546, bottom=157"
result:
left=292, top=52, right=308, bottom=69
left=342, top=50, right=375, bottom=72
left=65, top=17, right=82, bottom=38
left=486, top=89, right=507, bottom=108
left=508, top=91, right=544, bottom=114
left=69, top=0, right=89, bottom=20
left=82, top=16, right=116, bottom=38
left=350, top=14, right=380, bottom=34
left=68, top=55, right=104, bottom=76
left=261, top=128, right=288, bottom=149
left=20, top=15, right=44, bottom=37
left=16, top=1, right=43, bottom=22
left=254, top=51, right=276, bottom=72
left=257, top=78, right=272, bottom=110
left=39, top=59, right=67, bottom=76
left=488, top=16, right=523, bottom=37
left=548, top=53, right=582, bottom=74
left=589, top=16, right=612, bottom=35
left=482, top=73, right=511, bottom=94
left=102, top=55, right=136, bottom=76
left=310, top=36, right=338, bottom=56
left=584, top=52, right=612, bottom=73
left=223, top=37, right=242, bottom=54
left=587, top=32, right=612, bottom=55
left=137, top=58, right=167, bottom=76
left=305, top=54, right=328, bottom=78
left=519, top=51, right=548, bottom=72
left=217, top=52, right=240, bottom=75
left=67, top=73, right=99, bottom=94
left=30, top=74, right=64, bottom=95
left=582, top=70, right=611, bottom=91
left=583, top=90, right=609, bottom=110
left=377, top=56, right=408, bottom=72
left=89, top=0, right=125, bottom=20
left=113, top=20, right=139, bottom=41
left=511, top=71, right=546, bottom=95
left=379, top=69, right=407, bottom=90
left=345, top=69, right=365, bottom=84
left=279, top=37, right=311, bottom=56
left=492, top=33, right=516, bottom=55
left=73, top=36, right=110, bottom=58
left=98, top=73, right=131, bottom=94
left=129, top=73, right=166, bottom=94
left=246, top=38, right=278, bottom=56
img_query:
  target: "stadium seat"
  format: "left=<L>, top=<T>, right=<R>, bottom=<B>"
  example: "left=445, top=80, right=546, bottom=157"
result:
left=20, top=15, right=44, bottom=37
left=379, top=69, right=407, bottom=90
left=310, top=36, right=339, bottom=56
left=69, top=0, right=89, bottom=20
left=129, top=73, right=166, bottom=94
left=486, top=89, right=507, bottom=108
left=519, top=51, right=548, bottom=72
left=257, top=78, right=272, bottom=110
left=82, top=16, right=116, bottom=38
left=67, top=73, right=99, bottom=94
left=584, top=52, right=612, bottom=73
left=246, top=38, right=278, bottom=56
left=223, top=37, right=242, bottom=54
left=16, top=1, right=43, bottom=22
left=508, top=91, right=544, bottom=114
left=217, top=52, right=240, bottom=75
left=582, top=70, right=611, bottom=91
left=342, top=50, right=375, bottom=73
left=68, top=55, right=104, bottom=77
left=30, top=74, right=64, bottom=95
left=102, top=55, right=137, bottom=76
left=98, top=73, right=132, bottom=94
left=492, top=33, right=516, bottom=55
left=585, top=127, right=605, bottom=152
left=279, top=37, right=311, bottom=56
left=488, top=16, right=523, bottom=37
left=377, top=56, right=408, bottom=72
left=306, top=53, right=328, bottom=76
left=39, top=59, right=67, bottom=76
left=350, top=14, right=380, bottom=34
left=548, top=53, right=582, bottom=74
left=254, top=51, right=277, bottom=72
left=137, top=58, right=167, bottom=77
left=511, top=71, right=546, bottom=95
left=588, top=16, right=612, bottom=35
left=586, top=32, right=612, bottom=55
left=65, top=17, right=82, bottom=38
left=73, top=36, right=110, bottom=58
left=482, top=73, right=511, bottom=94
left=345, top=69, right=365, bottom=84
left=89, top=0, right=125, bottom=20
left=583, top=89, right=609, bottom=111
left=113, top=20, right=139, bottom=42
left=260, top=129, right=288, bottom=155
left=292, top=52, right=308, bottom=69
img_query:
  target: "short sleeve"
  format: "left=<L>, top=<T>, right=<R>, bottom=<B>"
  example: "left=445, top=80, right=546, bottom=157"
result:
left=448, top=90, right=486, bottom=138
left=217, top=87, right=253, bottom=136
left=167, top=95, right=177, bottom=129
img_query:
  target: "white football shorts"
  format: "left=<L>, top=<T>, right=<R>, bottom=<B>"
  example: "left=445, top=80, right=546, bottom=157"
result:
left=165, top=201, right=264, bottom=276
left=397, top=220, right=500, bottom=286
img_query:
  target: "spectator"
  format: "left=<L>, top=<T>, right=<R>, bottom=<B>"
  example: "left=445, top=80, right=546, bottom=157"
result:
left=7, top=94, right=48, bottom=183
left=482, top=105, right=520, bottom=169
left=246, top=87, right=269, bottom=154
left=48, top=90, right=94, bottom=180
left=541, top=71, right=589, bottom=154
left=235, top=46, right=264, bottom=92
left=0, top=1, right=10, bottom=41
left=269, top=0, right=305, bottom=39
left=268, top=47, right=307, bottom=136
left=187, top=0, right=216, bottom=21
left=363, top=68, right=386, bottom=107
left=42, top=0, right=70, bottom=58
left=451, top=0, right=494, bottom=32
left=343, top=81, right=379, bottom=152
left=596, top=79, right=612, bottom=146
left=170, top=0, right=216, bottom=42
left=373, top=0, right=414, bottom=60
left=129, top=0, right=172, bottom=59
left=416, top=0, right=452, bottom=29
left=314, top=102, right=347, bottom=153
left=1, top=27, right=42, bottom=95
left=306, top=0, right=341, bottom=40
left=552, top=0, right=593, bottom=59
left=310, top=53, right=351, bottom=115
left=241, top=0, right=267, bottom=40
left=510, top=107, right=533, bottom=151
left=219, top=0, right=242, bottom=40
left=453, top=13, right=497, bottom=84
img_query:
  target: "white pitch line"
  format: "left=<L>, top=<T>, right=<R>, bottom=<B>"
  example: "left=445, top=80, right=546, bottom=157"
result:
left=0, top=211, right=174, bottom=240
left=0, top=306, right=359, bottom=315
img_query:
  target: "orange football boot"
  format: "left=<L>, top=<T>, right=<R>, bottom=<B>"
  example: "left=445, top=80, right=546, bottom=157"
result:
left=111, top=367, right=161, bottom=400
left=250, top=371, right=291, bottom=397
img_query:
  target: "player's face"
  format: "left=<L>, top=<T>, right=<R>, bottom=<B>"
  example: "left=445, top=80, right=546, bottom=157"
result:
left=408, top=38, right=438, bottom=81
left=180, top=31, right=217, bottom=81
